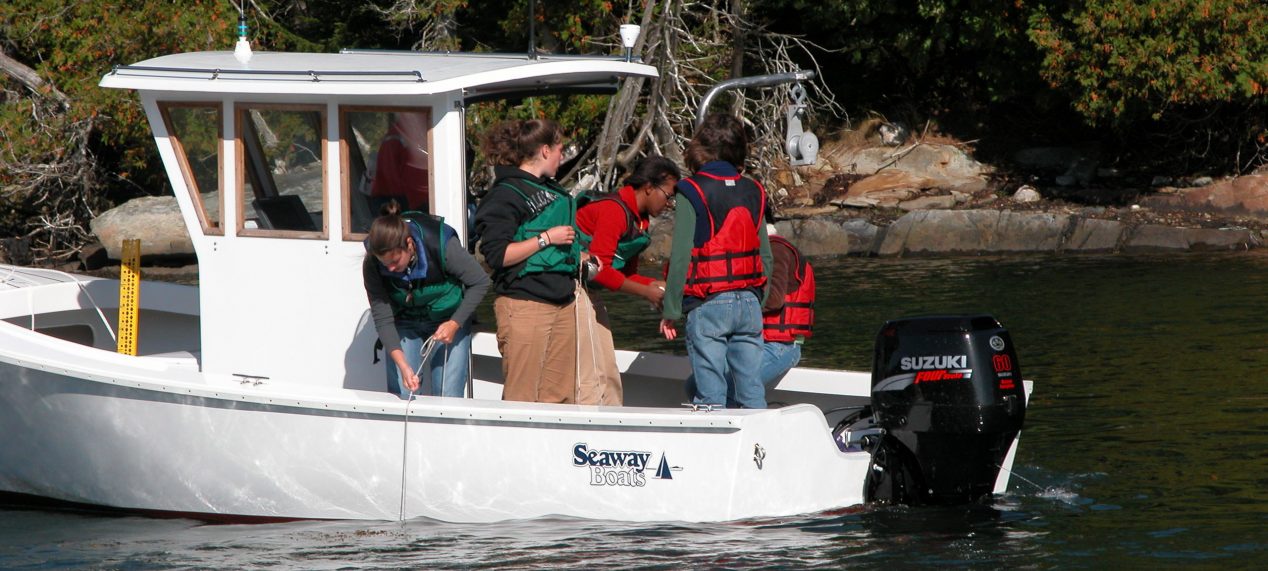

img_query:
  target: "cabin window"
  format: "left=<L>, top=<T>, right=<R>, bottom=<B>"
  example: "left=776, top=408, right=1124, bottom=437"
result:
left=235, top=104, right=327, bottom=238
left=340, top=107, right=432, bottom=238
left=160, top=103, right=223, bottom=235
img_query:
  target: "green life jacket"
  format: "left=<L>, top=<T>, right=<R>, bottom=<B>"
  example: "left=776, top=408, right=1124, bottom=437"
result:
left=380, top=213, right=464, bottom=322
left=577, top=194, right=651, bottom=272
left=500, top=179, right=579, bottom=277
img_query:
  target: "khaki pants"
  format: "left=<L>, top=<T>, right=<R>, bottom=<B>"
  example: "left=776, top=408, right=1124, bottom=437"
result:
left=575, top=288, right=622, bottom=406
left=494, top=295, right=578, bottom=403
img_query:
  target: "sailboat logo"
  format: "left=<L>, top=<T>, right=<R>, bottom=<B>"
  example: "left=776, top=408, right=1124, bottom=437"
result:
left=653, top=453, right=679, bottom=479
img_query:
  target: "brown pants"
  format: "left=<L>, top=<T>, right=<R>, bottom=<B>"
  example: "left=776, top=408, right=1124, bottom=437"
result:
left=575, top=288, right=622, bottom=406
left=494, top=295, right=578, bottom=403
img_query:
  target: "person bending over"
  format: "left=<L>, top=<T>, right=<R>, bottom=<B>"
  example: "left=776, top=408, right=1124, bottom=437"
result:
left=364, top=201, right=490, bottom=398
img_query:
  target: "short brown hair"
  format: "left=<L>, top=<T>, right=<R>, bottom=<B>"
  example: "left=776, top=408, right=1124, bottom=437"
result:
left=684, top=113, right=749, bottom=172
left=480, top=119, right=563, bottom=166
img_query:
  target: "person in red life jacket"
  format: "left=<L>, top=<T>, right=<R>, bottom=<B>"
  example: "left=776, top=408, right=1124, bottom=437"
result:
left=370, top=111, right=430, bottom=212
left=363, top=201, right=490, bottom=399
left=659, top=113, right=774, bottom=409
left=758, top=223, right=814, bottom=386
left=683, top=221, right=815, bottom=405
left=473, top=118, right=582, bottom=404
left=574, top=156, right=680, bottom=405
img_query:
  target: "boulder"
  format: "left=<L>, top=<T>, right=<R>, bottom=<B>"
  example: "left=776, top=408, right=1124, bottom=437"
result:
left=845, top=171, right=933, bottom=197
left=1121, top=225, right=1260, bottom=251
left=1012, top=185, right=1042, bottom=203
left=1065, top=219, right=1124, bottom=252
left=991, top=211, right=1069, bottom=252
left=776, top=217, right=881, bottom=257
left=878, top=210, right=999, bottom=256
left=1183, top=228, right=1260, bottom=251
left=878, top=209, right=1069, bottom=256
left=90, top=196, right=194, bottom=260
left=1140, top=175, right=1268, bottom=215
left=813, top=141, right=990, bottom=203
left=1124, top=225, right=1191, bottom=251
left=899, top=195, right=957, bottom=211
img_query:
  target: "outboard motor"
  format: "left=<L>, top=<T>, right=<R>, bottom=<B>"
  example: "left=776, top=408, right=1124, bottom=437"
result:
left=865, top=315, right=1026, bottom=505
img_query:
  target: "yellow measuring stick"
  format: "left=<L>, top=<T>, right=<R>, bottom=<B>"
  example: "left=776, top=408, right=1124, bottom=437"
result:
left=117, top=239, right=140, bottom=356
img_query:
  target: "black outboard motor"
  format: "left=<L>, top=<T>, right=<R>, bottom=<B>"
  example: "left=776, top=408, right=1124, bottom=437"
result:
left=865, top=315, right=1026, bottom=505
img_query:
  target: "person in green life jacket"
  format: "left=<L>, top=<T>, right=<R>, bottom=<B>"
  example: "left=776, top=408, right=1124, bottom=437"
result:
left=574, top=156, right=680, bottom=405
left=474, top=118, right=584, bottom=404
left=363, top=201, right=490, bottom=398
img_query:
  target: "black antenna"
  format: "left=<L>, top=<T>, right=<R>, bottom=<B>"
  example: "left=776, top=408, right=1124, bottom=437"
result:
left=528, top=0, right=537, bottom=60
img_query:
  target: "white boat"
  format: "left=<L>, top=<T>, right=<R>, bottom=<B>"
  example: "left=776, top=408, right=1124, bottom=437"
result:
left=0, top=41, right=1030, bottom=523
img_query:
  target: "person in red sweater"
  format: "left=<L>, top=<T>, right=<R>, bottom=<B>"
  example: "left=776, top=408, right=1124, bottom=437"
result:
left=574, top=156, right=680, bottom=405
left=370, top=111, right=430, bottom=212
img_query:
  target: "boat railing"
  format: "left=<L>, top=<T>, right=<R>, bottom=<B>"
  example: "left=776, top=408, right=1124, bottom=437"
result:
left=108, top=65, right=426, bottom=83
left=0, top=264, right=117, bottom=344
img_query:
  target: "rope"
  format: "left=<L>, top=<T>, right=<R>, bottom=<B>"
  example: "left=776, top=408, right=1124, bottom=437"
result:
left=398, top=336, right=439, bottom=522
left=2, top=264, right=117, bottom=343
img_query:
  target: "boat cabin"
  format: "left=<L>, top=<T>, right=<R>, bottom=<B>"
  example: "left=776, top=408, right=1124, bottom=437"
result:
left=99, top=50, right=657, bottom=389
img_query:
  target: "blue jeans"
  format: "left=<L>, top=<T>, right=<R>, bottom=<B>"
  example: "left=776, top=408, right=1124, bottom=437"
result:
left=684, top=290, right=765, bottom=408
left=759, top=340, right=802, bottom=389
left=386, top=321, right=472, bottom=399
left=685, top=340, right=802, bottom=407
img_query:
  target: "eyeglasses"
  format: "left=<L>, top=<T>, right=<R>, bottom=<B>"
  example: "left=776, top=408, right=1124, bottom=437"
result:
left=656, top=183, right=676, bottom=204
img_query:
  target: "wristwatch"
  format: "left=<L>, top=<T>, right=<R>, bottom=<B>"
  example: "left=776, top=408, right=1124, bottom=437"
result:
left=536, top=233, right=549, bottom=249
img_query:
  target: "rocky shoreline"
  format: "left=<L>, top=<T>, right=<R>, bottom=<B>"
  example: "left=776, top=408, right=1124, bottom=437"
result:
left=15, top=141, right=1268, bottom=271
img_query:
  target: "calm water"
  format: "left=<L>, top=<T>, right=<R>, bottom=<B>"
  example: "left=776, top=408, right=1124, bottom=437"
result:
left=4, top=252, right=1268, bottom=569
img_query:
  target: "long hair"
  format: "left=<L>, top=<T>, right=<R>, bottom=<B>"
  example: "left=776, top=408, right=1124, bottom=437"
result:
left=684, top=112, right=749, bottom=172
left=623, top=156, right=680, bottom=189
left=366, top=200, right=410, bottom=255
left=480, top=119, right=563, bottom=166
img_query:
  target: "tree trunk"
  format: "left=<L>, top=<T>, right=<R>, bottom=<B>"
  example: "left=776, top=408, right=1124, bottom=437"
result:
left=0, top=50, right=68, bottom=105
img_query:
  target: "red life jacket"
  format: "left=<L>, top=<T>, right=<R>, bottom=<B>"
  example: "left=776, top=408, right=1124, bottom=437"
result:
left=762, top=235, right=815, bottom=342
left=680, top=172, right=767, bottom=298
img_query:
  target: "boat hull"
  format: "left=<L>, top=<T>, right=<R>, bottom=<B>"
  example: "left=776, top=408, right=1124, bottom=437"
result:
left=0, top=359, right=869, bottom=522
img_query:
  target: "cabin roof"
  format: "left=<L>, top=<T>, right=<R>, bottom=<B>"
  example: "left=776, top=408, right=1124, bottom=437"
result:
left=99, top=50, right=658, bottom=97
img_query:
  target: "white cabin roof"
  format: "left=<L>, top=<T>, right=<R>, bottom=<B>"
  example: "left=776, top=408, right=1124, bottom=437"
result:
left=99, top=50, right=658, bottom=97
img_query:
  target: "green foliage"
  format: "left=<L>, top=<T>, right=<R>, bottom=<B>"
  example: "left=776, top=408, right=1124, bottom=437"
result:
left=5, top=0, right=1268, bottom=260
left=1030, top=0, right=1268, bottom=121
left=750, top=0, right=1044, bottom=128
left=0, top=1, right=235, bottom=191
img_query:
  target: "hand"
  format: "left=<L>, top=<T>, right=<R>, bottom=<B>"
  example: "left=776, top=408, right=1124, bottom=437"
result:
left=659, top=318, right=678, bottom=340
left=644, top=282, right=665, bottom=306
left=543, top=225, right=575, bottom=246
left=399, top=365, right=420, bottom=393
left=431, top=320, right=459, bottom=344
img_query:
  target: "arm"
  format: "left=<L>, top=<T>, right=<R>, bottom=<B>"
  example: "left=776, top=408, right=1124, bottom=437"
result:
left=430, top=235, right=492, bottom=343
left=364, top=256, right=420, bottom=392
left=763, top=241, right=793, bottom=313
left=660, top=204, right=696, bottom=321
left=502, top=225, right=574, bottom=267
left=583, top=203, right=662, bottom=303
left=474, top=189, right=573, bottom=269
left=758, top=223, right=774, bottom=305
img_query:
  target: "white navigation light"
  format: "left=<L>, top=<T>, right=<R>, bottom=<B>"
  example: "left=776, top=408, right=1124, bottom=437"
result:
left=234, top=38, right=253, bottom=65
left=620, top=24, right=641, bottom=62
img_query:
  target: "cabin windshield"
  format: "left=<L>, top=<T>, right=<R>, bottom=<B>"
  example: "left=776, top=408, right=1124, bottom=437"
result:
left=341, top=107, right=432, bottom=238
left=160, top=103, right=223, bottom=235
left=236, top=104, right=327, bottom=237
